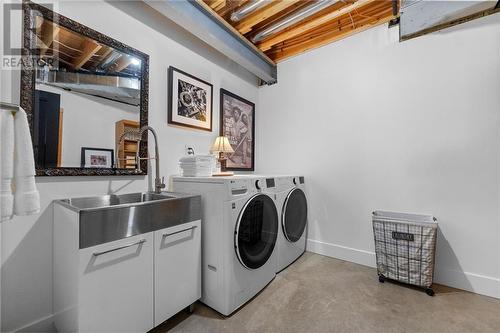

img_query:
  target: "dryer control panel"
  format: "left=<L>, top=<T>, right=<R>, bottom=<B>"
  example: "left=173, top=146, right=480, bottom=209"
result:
left=293, top=176, right=305, bottom=185
left=255, top=178, right=275, bottom=190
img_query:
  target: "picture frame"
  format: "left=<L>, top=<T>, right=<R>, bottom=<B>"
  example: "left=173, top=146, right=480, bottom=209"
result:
left=81, top=147, right=114, bottom=169
left=220, top=89, right=255, bottom=171
left=168, top=66, right=213, bottom=131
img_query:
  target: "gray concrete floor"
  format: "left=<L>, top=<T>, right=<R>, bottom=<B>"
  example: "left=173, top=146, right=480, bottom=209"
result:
left=152, top=252, right=500, bottom=333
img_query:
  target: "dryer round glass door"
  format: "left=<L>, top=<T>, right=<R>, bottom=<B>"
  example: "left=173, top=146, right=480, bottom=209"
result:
left=235, top=194, right=278, bottom=270
left=282, top=188, right=308, bottom=242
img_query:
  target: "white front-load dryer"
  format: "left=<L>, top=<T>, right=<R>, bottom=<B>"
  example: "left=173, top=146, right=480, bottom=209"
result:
left=172, top=175, right=278, bottom=316
left=275, top=176, right=308, bottom=273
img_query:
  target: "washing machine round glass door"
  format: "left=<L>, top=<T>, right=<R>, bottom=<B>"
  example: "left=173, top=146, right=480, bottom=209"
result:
left=282, top=188, right=308, bottom=242
left=235, top=194, right=278, bottom=270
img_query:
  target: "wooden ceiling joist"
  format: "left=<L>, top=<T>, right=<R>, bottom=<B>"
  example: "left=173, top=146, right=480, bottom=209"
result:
left=214, top=0, right=227, bottom=11
left=276, top=0, right=392, bottom=47
left=274, top=4, right=391, bottom=50
left=201, top=0, right=399, bottom=63
left=72, top=39, right=102, bottom=70
left=235, top=0, right=302, bottom=34
left=258, top=0, right=376, bottom=51
left=210, top=0, right=226, bottom=11
left=268, top=8, right=395, bottom=61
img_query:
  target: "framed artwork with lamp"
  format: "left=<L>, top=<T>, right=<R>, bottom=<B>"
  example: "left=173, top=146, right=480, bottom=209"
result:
left=211, top=136, right=234, bottom=176
left=219, top=89, right=255, bottom=171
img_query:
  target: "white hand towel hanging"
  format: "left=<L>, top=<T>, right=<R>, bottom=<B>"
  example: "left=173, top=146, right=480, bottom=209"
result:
left=13, top=108, right=40, bottom=216
left=0, top=110, right=2, bottom=219
left=0, top=109, right=15, bottom=221
left=0, top=106, right=40, bottom=221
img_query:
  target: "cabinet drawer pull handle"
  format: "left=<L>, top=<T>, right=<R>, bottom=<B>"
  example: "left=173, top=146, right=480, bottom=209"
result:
left=92, top=239, right=146, bottom=257
left=162, top=225, right=197, bottom=238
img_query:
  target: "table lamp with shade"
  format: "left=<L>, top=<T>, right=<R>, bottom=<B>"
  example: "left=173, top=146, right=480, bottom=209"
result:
left=211, top=136, right=234, bottom=176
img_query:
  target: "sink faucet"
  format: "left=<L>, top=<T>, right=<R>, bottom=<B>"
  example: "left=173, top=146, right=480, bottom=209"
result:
left=137, top=126, right=166, bottom=194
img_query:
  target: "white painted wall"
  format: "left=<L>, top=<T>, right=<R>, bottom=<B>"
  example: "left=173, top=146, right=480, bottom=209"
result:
left=257, top=15, right=500, bottom=298
left=0, top=1, right=259, bottom=331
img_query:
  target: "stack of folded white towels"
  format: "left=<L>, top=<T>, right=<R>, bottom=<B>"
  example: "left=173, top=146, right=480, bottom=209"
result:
left=178, top=155, right=216, bottom=177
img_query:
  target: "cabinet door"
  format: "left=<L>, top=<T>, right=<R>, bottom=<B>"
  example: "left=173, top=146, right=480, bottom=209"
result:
left=78, top=233, right=154, bottom=333
left=154, top=220, right=201, bottom=326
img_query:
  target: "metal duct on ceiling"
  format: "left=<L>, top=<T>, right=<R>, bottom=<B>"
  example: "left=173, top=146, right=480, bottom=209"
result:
left=252, top=0, right=338, bottom=43
left=230, top=0, right=271, bottom=22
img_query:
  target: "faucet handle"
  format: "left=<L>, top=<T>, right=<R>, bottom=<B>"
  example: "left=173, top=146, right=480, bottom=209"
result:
left=161, top=177, right=166, bottom=188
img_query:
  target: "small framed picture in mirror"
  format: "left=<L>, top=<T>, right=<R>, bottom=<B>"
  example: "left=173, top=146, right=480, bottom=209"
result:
left=168, top=66, right=213, bottom=131
left=81, top=148, right=114, bottom=169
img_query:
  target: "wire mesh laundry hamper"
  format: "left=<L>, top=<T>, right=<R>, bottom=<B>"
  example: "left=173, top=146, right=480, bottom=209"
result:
left=372, top=210, right=438, bottom=296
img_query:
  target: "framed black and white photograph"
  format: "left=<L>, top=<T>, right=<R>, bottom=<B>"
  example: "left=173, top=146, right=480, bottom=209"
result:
left=81, top=147, right=114, bottom=168
left=220, top=89, right=255, bottom=171
left=168, top=66, right=213, bottom=131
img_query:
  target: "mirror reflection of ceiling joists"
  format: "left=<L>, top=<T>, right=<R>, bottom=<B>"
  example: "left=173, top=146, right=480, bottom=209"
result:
left=35, top=18, right=140, bottom=76
left=73, top=39, right=102, bottom=70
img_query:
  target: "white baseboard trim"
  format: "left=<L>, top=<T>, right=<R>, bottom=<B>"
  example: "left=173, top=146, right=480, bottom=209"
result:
left=11, top=314, right=55, bottom=333
left=306, top=238, right=500, bottom=299
left=306, top=238, right=376, bottom=268
left=434, top=267, right=500, bottom=299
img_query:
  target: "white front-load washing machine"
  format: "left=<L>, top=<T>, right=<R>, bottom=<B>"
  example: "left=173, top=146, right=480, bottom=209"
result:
left=172, top=175, right=279, bottom=316
left=274, top=176, right=308, bottom=273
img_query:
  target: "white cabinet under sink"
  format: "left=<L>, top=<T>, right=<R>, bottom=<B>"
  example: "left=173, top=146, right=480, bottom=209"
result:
left=78, top=234, right=154, bottom=333
left=154, top=220, right=201, bottom=326
left=54, top=201, right=201, bottom=333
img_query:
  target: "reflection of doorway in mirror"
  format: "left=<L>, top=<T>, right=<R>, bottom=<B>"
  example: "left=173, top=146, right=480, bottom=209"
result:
left=35, top=90, right=62, bottom=169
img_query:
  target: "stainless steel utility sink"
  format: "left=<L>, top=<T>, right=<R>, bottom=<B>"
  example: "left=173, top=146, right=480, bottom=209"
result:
left=59, top=192, right=176, bottom=210
left=56, top=191, right=201, bottom=248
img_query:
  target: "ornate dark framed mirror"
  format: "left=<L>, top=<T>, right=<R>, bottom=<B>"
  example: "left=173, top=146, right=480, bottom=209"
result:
left=21, top=1, right=149, bottom=176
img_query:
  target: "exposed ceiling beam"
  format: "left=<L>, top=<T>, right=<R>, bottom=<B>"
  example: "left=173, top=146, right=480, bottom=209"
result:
left=259, top=0, right=375, bottom=51
left=268, top=8, right=394, bottom=62
left=274, top=1, right=389, bottom=48
left=214, top=0, right=227, bottom=11
left=293, top=2, right=388, bottom=38
left=72, top=39, right=102, bottom=70
left=209, top=0, right=225, bottom=10
left=143, top=0, right=277, bottom=84
left=244, top=0, right=313, bottom=40
left=235, top=0, right=302, bottom=34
